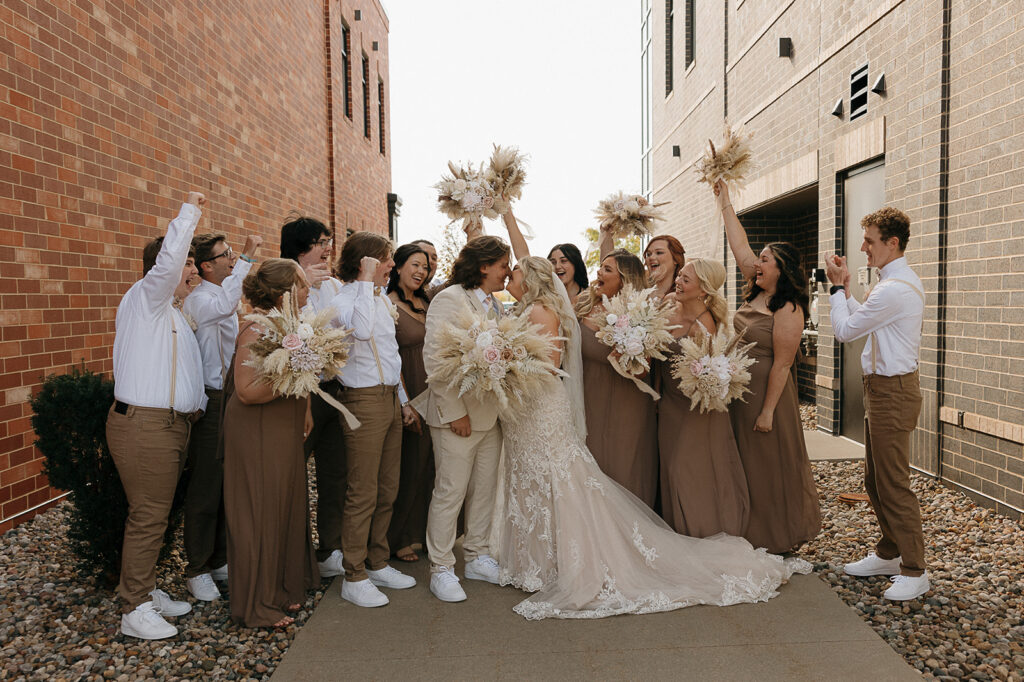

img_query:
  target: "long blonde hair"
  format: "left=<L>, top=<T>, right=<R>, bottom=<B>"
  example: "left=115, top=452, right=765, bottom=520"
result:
left=516, top=256, right=576, bottom=340
left=689, top=258, right=729, bottom=330
left=574, top=249, right=647, bottom=319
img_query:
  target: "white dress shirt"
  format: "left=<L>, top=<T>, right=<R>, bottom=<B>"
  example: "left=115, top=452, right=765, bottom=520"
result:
left=182, top=258, right=252, bottom=390
left=327, top=281, right=409, bottom=404
left=306, top=276, right=344, bottom=316
left=112, top=203, right=208, bottom=413
left=830, top=256, right=924, bottom=377
left=472, top=287, right=503, bottom=318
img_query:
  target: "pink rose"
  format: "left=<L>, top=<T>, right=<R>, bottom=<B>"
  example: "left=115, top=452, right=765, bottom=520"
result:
left=690, top=360, right=704, bottom=377
left=483, top=346, right=501, bottom=364
left=615, top=316, right=630, bottom=329
left=282, top=334, right=304, bottom=350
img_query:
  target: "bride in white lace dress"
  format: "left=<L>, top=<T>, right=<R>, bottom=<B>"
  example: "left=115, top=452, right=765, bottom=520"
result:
left=494, top=210, right=811, bottom=620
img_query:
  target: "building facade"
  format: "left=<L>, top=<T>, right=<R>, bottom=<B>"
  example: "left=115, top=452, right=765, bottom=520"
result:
left=646, top=0, right=1023, bottom=516
left=0, top=0, right=391, bottom=532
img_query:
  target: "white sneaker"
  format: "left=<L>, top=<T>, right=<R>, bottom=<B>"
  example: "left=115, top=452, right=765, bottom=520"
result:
left=429, top=567, right=467, bottom=603
left=341, top=578, right=389, bottom=607
left=121, top=602, right=177, bottom=640
left=209, top=564, right=228, bottom=581
left=883, top=572, right=930, bottom=601
left=464, top=555, right=500, bottom=584
left=318, top=549, right=344, bottom=578
left=367, top=565, right=416, bottom=590
left=186, top=573, right=221, bottom=602
left=843, top=552, right=902, bottom=577
left=148, top=588, right=192, bottom=617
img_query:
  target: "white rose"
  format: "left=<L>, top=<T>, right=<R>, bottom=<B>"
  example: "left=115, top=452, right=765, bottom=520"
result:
left=296, top=322, right=315, bottom=341
left=454, top=178, right=468, bottom=192
left=461, top=191, right=483, bottom=210
left=476, top=331, right=493, bottom=348
left=625, top=341, right=644, bottom=356
left=613, top=199, right=625, bottom=211
left=624, top=200, right=640, bottom=213
left=627, top=326, right=645, bottom=340
left=605, top=313, right=618, bottom=325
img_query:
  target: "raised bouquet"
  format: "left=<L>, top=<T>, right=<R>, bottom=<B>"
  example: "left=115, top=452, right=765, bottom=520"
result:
left=594, top=191, right=667, bottom=239
left=694, top=123, right=756, bottom=190
left=244, top=291, right=360, bottom=428
left=435, top=161, right=499, bottom=234
left=427, top=304, right=564, bottom=415
left=594, top=285, right=679, bottom=400
left=484, top=144, right=527, bottom=215
left=671, top=325, right=756, bottom=413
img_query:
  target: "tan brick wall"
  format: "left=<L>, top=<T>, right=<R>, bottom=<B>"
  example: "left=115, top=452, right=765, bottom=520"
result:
left=649, top=0, right=1024, bottom=516
left=0, top=0, right=391, bottom=531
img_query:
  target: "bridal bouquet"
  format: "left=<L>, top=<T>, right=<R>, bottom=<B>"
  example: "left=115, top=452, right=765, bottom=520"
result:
left=428, top=304, right=564, bottom=415
left=594, top=191, right=667, bottom=239
left=671, top=326, right=756, bottom=413
left=484, top=144, right=527, bottom=215
left=244, top=291, right=360, bottom=428
left=694, top=123, right=756, bottom=190
left=594, top=285, right=679, bottom=399
left=435, top=161, right=499, bottom=234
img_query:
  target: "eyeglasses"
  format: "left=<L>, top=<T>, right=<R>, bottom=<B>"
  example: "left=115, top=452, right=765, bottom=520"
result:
left=314, top=238, right=334, bottom=249
left=202, top=247, right=234, bottom=264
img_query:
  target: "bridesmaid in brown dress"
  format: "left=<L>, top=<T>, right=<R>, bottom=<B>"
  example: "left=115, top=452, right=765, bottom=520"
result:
left=386, top=244, right=434, bottom=562
left=223, top=259, right=319, bottom=628
left=575, top=249, right=658, bottom=508
left=657, top=259, right=749, bottom=537
left=714, top=180, right=821, bottom=553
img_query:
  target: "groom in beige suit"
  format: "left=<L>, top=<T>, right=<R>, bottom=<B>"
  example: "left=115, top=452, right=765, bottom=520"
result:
left=422, top=236, right=512, bottom=602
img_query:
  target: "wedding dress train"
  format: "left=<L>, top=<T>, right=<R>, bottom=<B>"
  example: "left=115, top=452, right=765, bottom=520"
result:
left=496, top=375, right=811, bottom=620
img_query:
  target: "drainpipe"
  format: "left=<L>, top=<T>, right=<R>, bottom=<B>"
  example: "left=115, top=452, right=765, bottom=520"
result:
left=934, top=0, right=952, bottom=479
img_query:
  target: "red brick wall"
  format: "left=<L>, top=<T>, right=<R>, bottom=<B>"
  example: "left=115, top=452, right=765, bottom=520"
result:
left=0, top=0, right=391, bottom=531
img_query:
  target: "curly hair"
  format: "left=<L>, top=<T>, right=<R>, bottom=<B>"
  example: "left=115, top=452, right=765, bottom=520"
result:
left=861, top=207, right=911, bottom=251
left=387, top=243, right=430, bottom=314
left=743, top=241, right=809, bottom=319
left=336, top=231, right=393, bottom=282
left=644, top=235, right=686, bottom=283
left=448, top=235, right=511, bottom=290
left=574, top=249, right=647, bottom=319
left=546, top=243, right=590, bottom=293
left=515, top=256, right=578, bottom=345
left=242, top=258, right=303, bottom=310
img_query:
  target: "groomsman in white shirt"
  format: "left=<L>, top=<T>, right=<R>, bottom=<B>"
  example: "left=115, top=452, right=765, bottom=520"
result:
left=280, top=216, right=348, bottom=578
left=826, top=207, right=929, bottom=601
left=106, top=191, right=208, bottom=639
left=327, top=231, right=420, bottom=607
left=180, top=231, right=262, bottom=601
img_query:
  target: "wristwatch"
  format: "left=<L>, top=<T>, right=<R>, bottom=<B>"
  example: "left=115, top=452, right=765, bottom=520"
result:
left=830, top=285, right=845, bottom=295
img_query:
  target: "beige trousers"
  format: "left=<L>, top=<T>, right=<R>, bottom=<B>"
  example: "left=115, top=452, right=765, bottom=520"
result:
left=425, top=423, right=502, bottom=572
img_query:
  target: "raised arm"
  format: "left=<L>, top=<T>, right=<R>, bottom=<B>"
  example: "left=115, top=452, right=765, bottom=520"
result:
left=138, top=192, right=205, bottom=313
left=501, top=209, right=530, bottom=261
left=713, top=180, right=758, bottom=281
left=598, top=222, right=615, bottom=261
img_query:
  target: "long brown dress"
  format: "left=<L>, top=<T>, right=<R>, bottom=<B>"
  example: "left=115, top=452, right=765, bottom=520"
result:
left=222, top=323, right=318, bottom=627
left=730, top=305, right=821, bottom=553
left=580, top=323, right=658, bottom=507
left=657, top=337, right=750, bottom=537
left=387, top=305, right=434, bottom=554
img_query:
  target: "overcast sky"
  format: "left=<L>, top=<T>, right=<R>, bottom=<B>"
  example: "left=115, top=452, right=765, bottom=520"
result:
left=386, top=0, right=641, bottom=257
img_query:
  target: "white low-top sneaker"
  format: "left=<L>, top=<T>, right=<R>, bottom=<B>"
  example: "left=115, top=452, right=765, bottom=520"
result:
left=430, top=568, right=467, bottom=602
left=121, top=602, right=177, bottom=640
left=367, top=565, right=416, bottom=589
left=883, top=572, right=930, bottom=601
left=187, top=573, right=221, bottom=602
left=149, top=588, right=192, bottom=617
left=210, top=564, right=228, bottom=581
left=843, top=552, right=902, bottom=577
left=341, top=578, right=389, bottom=607
left=318, top=549, right=344, bottom=578
left=464, top=554, right=500, bottom=584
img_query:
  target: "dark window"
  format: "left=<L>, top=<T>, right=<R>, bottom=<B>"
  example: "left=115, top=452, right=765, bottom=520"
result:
left=684, top=0, right=695, bottom=68
left=850, top=64, right=869, bottom=121
left=362, top=54, right=370, bottom=139
left=378, top=79, right=386, bottom=155
left=665, top=0, right=673, bottom=95
left=341, top=23, right=352, bottom=118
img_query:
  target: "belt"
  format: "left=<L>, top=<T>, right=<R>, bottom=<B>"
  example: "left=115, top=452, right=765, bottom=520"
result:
left=114, top=400, right=204, bottom=423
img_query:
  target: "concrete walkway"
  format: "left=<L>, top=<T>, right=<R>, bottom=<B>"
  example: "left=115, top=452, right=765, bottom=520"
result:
left=273, top=430, right=914, bottom=682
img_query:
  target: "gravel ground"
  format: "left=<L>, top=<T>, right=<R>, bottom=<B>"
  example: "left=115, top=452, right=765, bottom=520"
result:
left=2, top=453, right=1022, bottom=679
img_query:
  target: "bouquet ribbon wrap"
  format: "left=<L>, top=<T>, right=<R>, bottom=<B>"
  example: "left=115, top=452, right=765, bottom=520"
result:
left=607, top=353, right=661, bottom=401
left=313, top=384, right=361, bottom=430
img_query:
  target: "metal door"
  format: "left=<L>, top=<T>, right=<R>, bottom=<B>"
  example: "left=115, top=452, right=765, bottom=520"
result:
left=840, top=160, right=885, bottom=443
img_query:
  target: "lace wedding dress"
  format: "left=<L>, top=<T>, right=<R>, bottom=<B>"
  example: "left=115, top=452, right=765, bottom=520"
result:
left=495, top=373, right=812, bottom=620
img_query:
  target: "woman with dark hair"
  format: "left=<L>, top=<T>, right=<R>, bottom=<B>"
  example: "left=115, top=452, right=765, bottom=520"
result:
left=714, top=180, right=821, bottom=554
left=575, top=249, right=659, bottom=509
left=546, top=243, right=589, bottom=304
left=385, top=244, right=433, bottom=562
left=643, top=234, right=686, bottom=299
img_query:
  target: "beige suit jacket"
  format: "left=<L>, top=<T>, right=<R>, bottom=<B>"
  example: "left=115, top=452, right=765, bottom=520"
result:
left=419, top=285, right=503, bottom=430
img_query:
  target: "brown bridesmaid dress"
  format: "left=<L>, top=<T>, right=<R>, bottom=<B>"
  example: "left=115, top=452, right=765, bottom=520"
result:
left=730, top=305, right=821, bottom=553
left=580, top=323, right=658, bottom=508
left=387, top=305, right=434, bottom=554
left=222, top=323, right=318, bottom=627
left=657, top=337, right=750, bottom=537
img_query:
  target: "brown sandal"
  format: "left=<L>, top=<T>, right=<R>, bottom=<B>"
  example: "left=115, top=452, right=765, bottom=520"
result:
left=395, top=547, right=419, bottom=562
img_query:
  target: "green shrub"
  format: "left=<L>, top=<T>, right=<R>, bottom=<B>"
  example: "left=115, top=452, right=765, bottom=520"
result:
left=30, top=366, right=187, bottom=586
